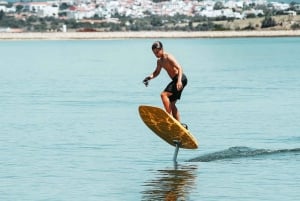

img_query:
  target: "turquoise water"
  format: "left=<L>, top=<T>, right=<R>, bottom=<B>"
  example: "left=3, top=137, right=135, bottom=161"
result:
left=0, top=38, right=299, bottom=200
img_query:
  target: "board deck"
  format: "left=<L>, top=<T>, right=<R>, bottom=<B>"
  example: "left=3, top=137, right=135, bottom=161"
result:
left=138, top=105, right=198, bottom=149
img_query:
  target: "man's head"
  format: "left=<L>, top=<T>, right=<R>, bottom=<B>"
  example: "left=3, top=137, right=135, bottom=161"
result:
left=152, top=41, right=163, bottom=50
left=152, top=41, right=164, bottom=58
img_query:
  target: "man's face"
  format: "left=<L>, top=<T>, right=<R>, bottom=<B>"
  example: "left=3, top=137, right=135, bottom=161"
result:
left=152, top=48, right=163, bottom=58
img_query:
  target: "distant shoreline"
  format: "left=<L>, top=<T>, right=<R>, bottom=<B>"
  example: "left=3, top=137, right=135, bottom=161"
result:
left=1, top=30, right=300, bottom=40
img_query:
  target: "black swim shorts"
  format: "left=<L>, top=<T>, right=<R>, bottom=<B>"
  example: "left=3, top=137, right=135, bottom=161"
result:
left=164, top=74, right=187, bottom=102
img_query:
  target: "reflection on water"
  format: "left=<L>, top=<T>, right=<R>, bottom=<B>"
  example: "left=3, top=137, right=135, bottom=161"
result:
left=141, top=164, right=197, bottom=201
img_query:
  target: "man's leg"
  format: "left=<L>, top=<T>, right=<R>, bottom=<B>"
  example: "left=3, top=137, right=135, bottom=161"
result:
left=170, top=101, right=180, bottom=121
left=161, top=91, right=181, bottom=121
left=161, top=91, right=172, bottom=114
left=171, top=102, right=188, bottom=129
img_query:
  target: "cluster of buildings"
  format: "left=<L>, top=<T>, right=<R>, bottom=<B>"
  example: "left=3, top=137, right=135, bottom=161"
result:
left=0, top=0, right=297, bottom=20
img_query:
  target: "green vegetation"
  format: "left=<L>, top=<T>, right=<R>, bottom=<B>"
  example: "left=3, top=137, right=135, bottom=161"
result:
left=261, top=16, right=277, bottom=28
left=0, top=11, right=232, bottom=32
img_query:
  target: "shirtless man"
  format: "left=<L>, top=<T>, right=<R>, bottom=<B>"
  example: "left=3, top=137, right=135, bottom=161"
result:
left=143, top=41, right=188, bottom=125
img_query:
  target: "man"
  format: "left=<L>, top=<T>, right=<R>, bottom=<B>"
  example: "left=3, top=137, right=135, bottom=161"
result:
left=143, top=41, right=188, bottom=127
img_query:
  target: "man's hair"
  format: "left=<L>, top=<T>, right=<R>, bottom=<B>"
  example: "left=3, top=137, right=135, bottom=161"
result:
left=152, top=41, right=163, bottom=50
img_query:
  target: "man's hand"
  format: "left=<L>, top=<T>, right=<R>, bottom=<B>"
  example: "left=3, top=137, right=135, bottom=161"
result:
left=176, top=81, right=183, bottom=91
left=143, top=76, right=151, bottom=87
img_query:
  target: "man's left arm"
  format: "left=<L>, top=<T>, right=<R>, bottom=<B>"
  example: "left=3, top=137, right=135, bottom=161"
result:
left=169, top=55, right=183, bottom=90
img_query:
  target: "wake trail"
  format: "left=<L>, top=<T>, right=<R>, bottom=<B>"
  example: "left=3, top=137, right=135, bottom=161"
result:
left=187, top=146, right=300, bottom=162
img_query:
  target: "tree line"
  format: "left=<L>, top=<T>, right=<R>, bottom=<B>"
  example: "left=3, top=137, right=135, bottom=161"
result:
left=1, top=5, right=300, bottom=32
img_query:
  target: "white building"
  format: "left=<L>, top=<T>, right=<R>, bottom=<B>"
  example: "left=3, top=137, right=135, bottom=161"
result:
left=37, top=5, right=59, bottom=17
left=0, top=5, right=6, bottom=12
left=67, top=6, right=96, bottom=19
left=243, top=9, right=264, bottom=17
left=271, top=2, right=290, bottom=11
left=23, top=2, right=50, bottom=12
left=0, top=0, right=7, bottom=12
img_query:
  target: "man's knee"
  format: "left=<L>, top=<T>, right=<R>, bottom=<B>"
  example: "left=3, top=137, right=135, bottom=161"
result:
left=161, top=91, right=170, bottom=99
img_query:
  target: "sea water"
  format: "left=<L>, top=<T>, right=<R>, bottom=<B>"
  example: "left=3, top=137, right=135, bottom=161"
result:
left=0, top=38, right=299, bottom=201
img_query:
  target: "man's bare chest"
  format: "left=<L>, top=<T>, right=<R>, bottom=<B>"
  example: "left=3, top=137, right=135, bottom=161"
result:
left=159, top=58, right=171, bottom=68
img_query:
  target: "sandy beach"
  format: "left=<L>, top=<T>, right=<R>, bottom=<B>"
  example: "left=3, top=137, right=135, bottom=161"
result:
left=1, top=30, right=300, bottom=40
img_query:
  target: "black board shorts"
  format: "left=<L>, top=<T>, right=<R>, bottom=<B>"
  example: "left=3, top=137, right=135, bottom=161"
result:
left=164, top=74, right=187, bottom=102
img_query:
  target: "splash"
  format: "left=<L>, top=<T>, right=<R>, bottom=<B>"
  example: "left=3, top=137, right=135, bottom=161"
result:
left=187, top=146, right=300, bottom=162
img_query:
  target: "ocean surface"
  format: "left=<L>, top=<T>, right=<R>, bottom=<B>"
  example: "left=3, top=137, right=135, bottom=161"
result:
left=0, top=38, right=299, bottom=201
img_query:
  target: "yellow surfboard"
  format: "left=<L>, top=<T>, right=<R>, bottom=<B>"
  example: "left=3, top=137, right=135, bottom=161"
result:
left=138, top=105, right=198, bottom=149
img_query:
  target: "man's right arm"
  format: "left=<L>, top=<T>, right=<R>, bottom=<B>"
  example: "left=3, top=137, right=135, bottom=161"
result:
left=143, top=62, right=162, bottom=86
